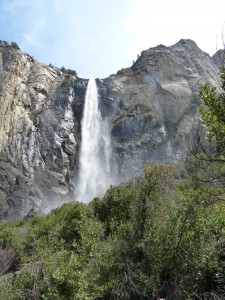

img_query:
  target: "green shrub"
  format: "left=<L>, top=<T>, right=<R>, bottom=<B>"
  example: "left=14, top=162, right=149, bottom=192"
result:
left=11, top=41, right=20, bottom=50
left=0, top=164, right=224, bottom=299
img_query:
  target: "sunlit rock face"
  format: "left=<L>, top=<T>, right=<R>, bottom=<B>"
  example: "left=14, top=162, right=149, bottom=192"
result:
left=98, top=39, right=220, bottom=180
left=0, top=39, right=222, bottom=218
left=212, top=49, right=225, bottom=69
left=0, top=41, right=79, bottom=219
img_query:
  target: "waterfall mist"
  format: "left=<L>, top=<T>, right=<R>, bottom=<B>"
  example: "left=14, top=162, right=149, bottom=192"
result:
left=75, top=78, right=116, bottom=202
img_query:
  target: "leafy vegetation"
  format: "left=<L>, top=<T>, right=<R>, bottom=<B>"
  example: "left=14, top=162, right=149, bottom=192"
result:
left=0, top=161, right=224, bottom=299
left=11, top=41, right=20, bottom=50
left=60, top=66, right=77, bottom=76
left=199, top=66, right=225, bottom=156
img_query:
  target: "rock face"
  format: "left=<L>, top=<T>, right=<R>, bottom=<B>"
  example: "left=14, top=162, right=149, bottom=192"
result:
left=0, top=41, right=79, bottom=219
left=212, top=49, right=225, bottom=69
left=0, top=39, right=222, bottom=219
left=98, top=40, right=221, bottom=180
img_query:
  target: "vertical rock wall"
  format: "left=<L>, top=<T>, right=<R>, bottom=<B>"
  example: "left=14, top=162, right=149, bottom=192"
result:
left=97, top=40, right=220, bottom=180
left=0, top=42, right=79, bottom=218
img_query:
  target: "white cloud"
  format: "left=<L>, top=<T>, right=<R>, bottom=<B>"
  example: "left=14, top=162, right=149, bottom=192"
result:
left=123, top=0, right=225, bottom=55
left=22, top=33, right=45, bottom=48
left=20, top=12, right=47, bottom=50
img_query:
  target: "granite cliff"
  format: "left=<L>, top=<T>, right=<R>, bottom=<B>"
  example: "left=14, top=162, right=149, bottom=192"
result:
left=98, top=40, right=221, bottom=179
left=0, top=39, right=222, bottom=219
left=0, top=41, right=79, bottom=219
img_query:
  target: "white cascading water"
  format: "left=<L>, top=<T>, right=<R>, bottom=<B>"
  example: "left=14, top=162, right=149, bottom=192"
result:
left=75, top=78, right=114, bottom=202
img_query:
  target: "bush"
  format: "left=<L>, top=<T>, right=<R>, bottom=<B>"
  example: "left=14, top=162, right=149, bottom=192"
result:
left=0, top=164, right=224, bottom=299
left=60, top=67, right=77, bottom=76
left=11, top=41, right=20, bottom=50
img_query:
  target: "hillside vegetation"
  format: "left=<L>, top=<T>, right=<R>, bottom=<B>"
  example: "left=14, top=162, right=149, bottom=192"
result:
left=0, top=159, right=224, bottom=299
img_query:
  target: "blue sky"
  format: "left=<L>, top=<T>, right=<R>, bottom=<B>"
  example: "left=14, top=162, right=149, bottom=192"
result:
left=0, top=0, right=224, bottom=78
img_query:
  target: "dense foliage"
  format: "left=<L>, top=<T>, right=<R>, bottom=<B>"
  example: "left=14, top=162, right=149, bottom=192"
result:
left=0, top=162, right=224, bottom=299
left=199, top=66, right=225, bottom=156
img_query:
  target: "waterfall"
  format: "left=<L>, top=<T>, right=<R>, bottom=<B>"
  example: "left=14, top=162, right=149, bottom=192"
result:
left=75, top=78, right=114, bottom=202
